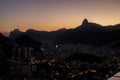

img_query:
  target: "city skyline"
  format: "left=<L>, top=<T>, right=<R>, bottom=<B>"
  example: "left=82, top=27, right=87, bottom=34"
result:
left=0, top=0, right=120, bottom=35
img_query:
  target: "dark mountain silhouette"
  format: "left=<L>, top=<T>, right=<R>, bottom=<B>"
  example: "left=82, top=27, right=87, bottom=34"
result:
left=82, top=18, right=89, bottom=25
left=9, top=19, right=120, bottom=46
left=0, top=33, right=6, bottom=43
left=0, top=33, right=14, bottom=59
left=9, top=28, right=23, bottom=39
left=0, top=32, right=42, bottom=60
left=15, top=34, right=42, bottom=48
left=0, top=33, right=11, bottom=44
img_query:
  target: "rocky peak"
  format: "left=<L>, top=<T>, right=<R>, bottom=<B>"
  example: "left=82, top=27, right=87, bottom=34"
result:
left=82, top=18, right=89, bottom=25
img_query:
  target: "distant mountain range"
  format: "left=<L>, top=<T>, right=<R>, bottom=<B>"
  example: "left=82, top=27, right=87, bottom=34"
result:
left=0, top=31, right=41, bottom=48
left=9, top=19, right=120, bottom=46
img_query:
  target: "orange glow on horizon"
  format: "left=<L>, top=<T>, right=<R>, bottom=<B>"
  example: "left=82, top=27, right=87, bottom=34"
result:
left=1, top=0, right=120, bottom=33
left=1, top=19, right=120, bottom=33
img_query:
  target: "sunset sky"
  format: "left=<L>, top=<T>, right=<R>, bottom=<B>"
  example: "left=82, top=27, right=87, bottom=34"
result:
left=0, top=0, right=120, bottom=35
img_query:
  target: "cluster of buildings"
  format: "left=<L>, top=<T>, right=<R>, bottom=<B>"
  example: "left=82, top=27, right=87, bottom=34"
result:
left=7, top=46, right=37, bottom=79
left=0, top=41, right=120, bottom=80
left=42, top=43, right=117, bottom=62
left=0, top=38, right=43, bottom=80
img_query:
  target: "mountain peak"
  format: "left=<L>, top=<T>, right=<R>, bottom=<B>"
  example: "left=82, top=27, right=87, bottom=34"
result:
left=57, top=28, right=67, bottom=32
left=13, top=28, right=20, bottom=32
left=82, top=18, right=89, bottom=25
left=9, top=28, right=23, bottom=39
